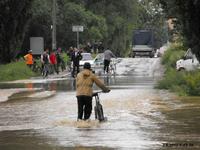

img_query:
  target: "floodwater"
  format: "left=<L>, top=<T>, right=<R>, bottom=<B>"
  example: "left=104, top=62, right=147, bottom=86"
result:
left=0, top=58, right=200, bottom=150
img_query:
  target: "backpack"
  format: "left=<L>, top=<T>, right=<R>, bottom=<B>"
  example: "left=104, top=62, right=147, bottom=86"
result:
left=43, top=54, right=49, bottom=64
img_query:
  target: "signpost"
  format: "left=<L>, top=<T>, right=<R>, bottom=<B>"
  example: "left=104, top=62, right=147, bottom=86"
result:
left=52, top=0, right=57, bottom=50
left=72, top=25, right=84, bottom=49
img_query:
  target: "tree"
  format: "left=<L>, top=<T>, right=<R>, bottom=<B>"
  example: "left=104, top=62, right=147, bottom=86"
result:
left=0, top=0, right=33, bottom=63
left=23, top=0, right=52, bottom=49
left=56, top=2, right=107, bottom=49
left=22, top=0, right=108, bottom=51
left=137, top=0, right=167, bottom=48
left=74, top=0, right=140, bottom=56
left=159, top=0, right=200, bottom=61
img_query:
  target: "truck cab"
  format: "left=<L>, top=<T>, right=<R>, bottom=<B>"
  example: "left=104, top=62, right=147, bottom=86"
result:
left=132, top=30, right=155, bottom=58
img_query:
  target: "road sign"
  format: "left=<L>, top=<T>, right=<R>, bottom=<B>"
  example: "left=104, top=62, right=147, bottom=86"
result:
left=72, top=25, right=84, bottom=32
left=30, top=37, right=44, bottom=55
left=72, top=25, right=84, bottom=49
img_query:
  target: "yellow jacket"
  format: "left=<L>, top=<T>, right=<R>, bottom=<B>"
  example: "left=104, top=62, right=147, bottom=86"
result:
left=76, top=69, right=109, bottom=97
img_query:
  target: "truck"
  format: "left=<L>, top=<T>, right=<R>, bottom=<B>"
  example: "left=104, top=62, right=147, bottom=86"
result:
left=132, top=30, right=155, bottom=58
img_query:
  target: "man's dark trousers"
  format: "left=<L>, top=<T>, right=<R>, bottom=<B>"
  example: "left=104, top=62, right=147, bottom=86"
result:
left=77, top=96, right=92, bottom=120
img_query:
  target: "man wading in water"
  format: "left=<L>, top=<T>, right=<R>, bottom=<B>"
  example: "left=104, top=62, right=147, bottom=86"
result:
left=76, top=62, right=110, bottom=121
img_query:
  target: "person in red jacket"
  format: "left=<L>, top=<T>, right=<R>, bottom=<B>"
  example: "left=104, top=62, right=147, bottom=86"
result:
left=50, top=50, right=59, bottom=74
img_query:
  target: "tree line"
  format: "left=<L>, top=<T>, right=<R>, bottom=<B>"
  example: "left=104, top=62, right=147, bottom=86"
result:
left=0, top=0, right=167, bottom=63
left=159, top=0, right=200, bottom=62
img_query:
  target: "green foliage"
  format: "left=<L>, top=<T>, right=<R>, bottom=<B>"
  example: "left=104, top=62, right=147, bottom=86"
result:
left=25, top=0, right=151, bottom=56
left=0, top=0, right=34, bottom=63
left=138, top=0, right=167, bottom=47
left=60, top=52, right=70, bottom=63
left=161, top=42, right=185, bottom=68
left=156, top=68, right=185, bottom=90
left=157, top=67, right=200, bottom=96
left=159, top=0, right=200, bottom=62
left=0, top=61, right=36, bottom=81
left=156, top=43, right=200, bottom=96
left=25, top=0, right=52, bottom=47
left=183, top=71, right=200, bottom=96
left=0, top=0, right=167, bottom=61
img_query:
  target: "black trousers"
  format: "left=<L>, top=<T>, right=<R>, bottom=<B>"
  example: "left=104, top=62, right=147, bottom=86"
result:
left=72, top=63, right=80, bottom=77
left=77, top=96, right=92, bottom=120
left=104, top=59, right=110, bottom=73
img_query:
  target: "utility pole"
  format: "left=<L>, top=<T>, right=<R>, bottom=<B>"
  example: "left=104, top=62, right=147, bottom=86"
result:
left=77, top=31, right=79, bottom=49
left=52, top=0, right=56, bottom=50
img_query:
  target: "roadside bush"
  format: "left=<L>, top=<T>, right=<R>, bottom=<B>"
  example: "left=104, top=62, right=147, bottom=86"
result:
left=0, top=61, right=36, bottom=81
left=183, top=71, right=200, bottom=96
left=61, top=52, right=70, bottom=63
left=156, top=68, right=185, bottom=89
left=162, top=42, right=185, bottom=68
left=156, top=42, right=200, bottom=96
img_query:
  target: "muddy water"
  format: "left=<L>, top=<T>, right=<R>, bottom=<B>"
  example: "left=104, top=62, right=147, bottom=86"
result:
left=0, top=75, right=200, bottom=149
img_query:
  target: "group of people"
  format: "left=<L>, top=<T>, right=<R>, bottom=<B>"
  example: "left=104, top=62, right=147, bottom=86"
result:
left=24, top=48, right=64, bottom=77
left=24, top=46, right=117, bottom=121
left=68, top=46, right=117, bottom=78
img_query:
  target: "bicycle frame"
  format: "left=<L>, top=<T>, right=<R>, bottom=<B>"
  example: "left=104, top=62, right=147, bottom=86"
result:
left=93, top=91, right=107, bottom=122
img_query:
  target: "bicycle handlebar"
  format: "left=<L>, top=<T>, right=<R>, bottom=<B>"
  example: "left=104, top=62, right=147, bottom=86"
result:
left=92, top=90, right=110, bottom=97
left=92, top=91, right=102, bottom=97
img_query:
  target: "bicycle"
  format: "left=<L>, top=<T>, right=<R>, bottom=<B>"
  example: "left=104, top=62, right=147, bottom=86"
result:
left=109, top=60, right=116, bottom=75
left=66, top=61, right=72, bottom=72
left=42, top=63, right=49, bottom=78
left=92, top=91, right=107, bottom=122
left=32, top=61, right=42, bottom=74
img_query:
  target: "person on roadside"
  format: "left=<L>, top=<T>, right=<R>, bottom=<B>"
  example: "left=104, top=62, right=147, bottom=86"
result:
left=24, top=50, right=34, bottom=68
left=50, top=50, right=59, bottom=74
left=66, top=47, right=74, bottom=72
left=55, top=50, right=62, bottom=73
left=67, top=47, right=74, bottom=57
left=71, top=47, right=82, bottom=77
left=76, top=62, right=110, bottom=121
left=41, top=48, right=50, bottom=77
left=103, top=48, right=116, bottom=73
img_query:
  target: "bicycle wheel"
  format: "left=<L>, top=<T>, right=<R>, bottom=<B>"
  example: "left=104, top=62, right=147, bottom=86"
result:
left=94, top=106, right=98, bottom=119
left=43, top=64, right=49, bottom=77
left=95, top=104, right=104, bottom=121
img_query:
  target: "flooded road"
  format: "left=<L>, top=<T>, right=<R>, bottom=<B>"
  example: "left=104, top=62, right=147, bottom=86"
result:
left=0, top=58, right=200, bottom=149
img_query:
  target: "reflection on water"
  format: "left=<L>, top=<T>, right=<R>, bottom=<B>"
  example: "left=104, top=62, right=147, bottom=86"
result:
left=0, top=76, right=200, bottom=149
left=103, top=75, right=117, bottom=85
left=0, top=76, right=156, bottom=92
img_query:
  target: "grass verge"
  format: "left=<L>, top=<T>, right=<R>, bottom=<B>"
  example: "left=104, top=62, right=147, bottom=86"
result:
left=0, top=61, right=37, bottom=82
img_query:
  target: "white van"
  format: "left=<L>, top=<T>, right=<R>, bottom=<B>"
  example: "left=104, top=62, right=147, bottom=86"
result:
left=176, top=48, right=200, bottom=71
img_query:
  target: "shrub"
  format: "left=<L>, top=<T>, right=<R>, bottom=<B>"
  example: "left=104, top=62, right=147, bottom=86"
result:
left=183, top=71, right=200, bottom=96
left=162, top=42, right=185, bottom=68
left=156, top=42, right=200, bottom=96
left=61, top=52, right=70, bottom=63
left=156, top=68, right=186, bottom=89
left=0, top=61, right=36, bottom=81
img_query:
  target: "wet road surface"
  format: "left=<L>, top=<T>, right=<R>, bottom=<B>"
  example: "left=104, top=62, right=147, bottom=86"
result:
left=0, top=58, right=200, bottom=150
